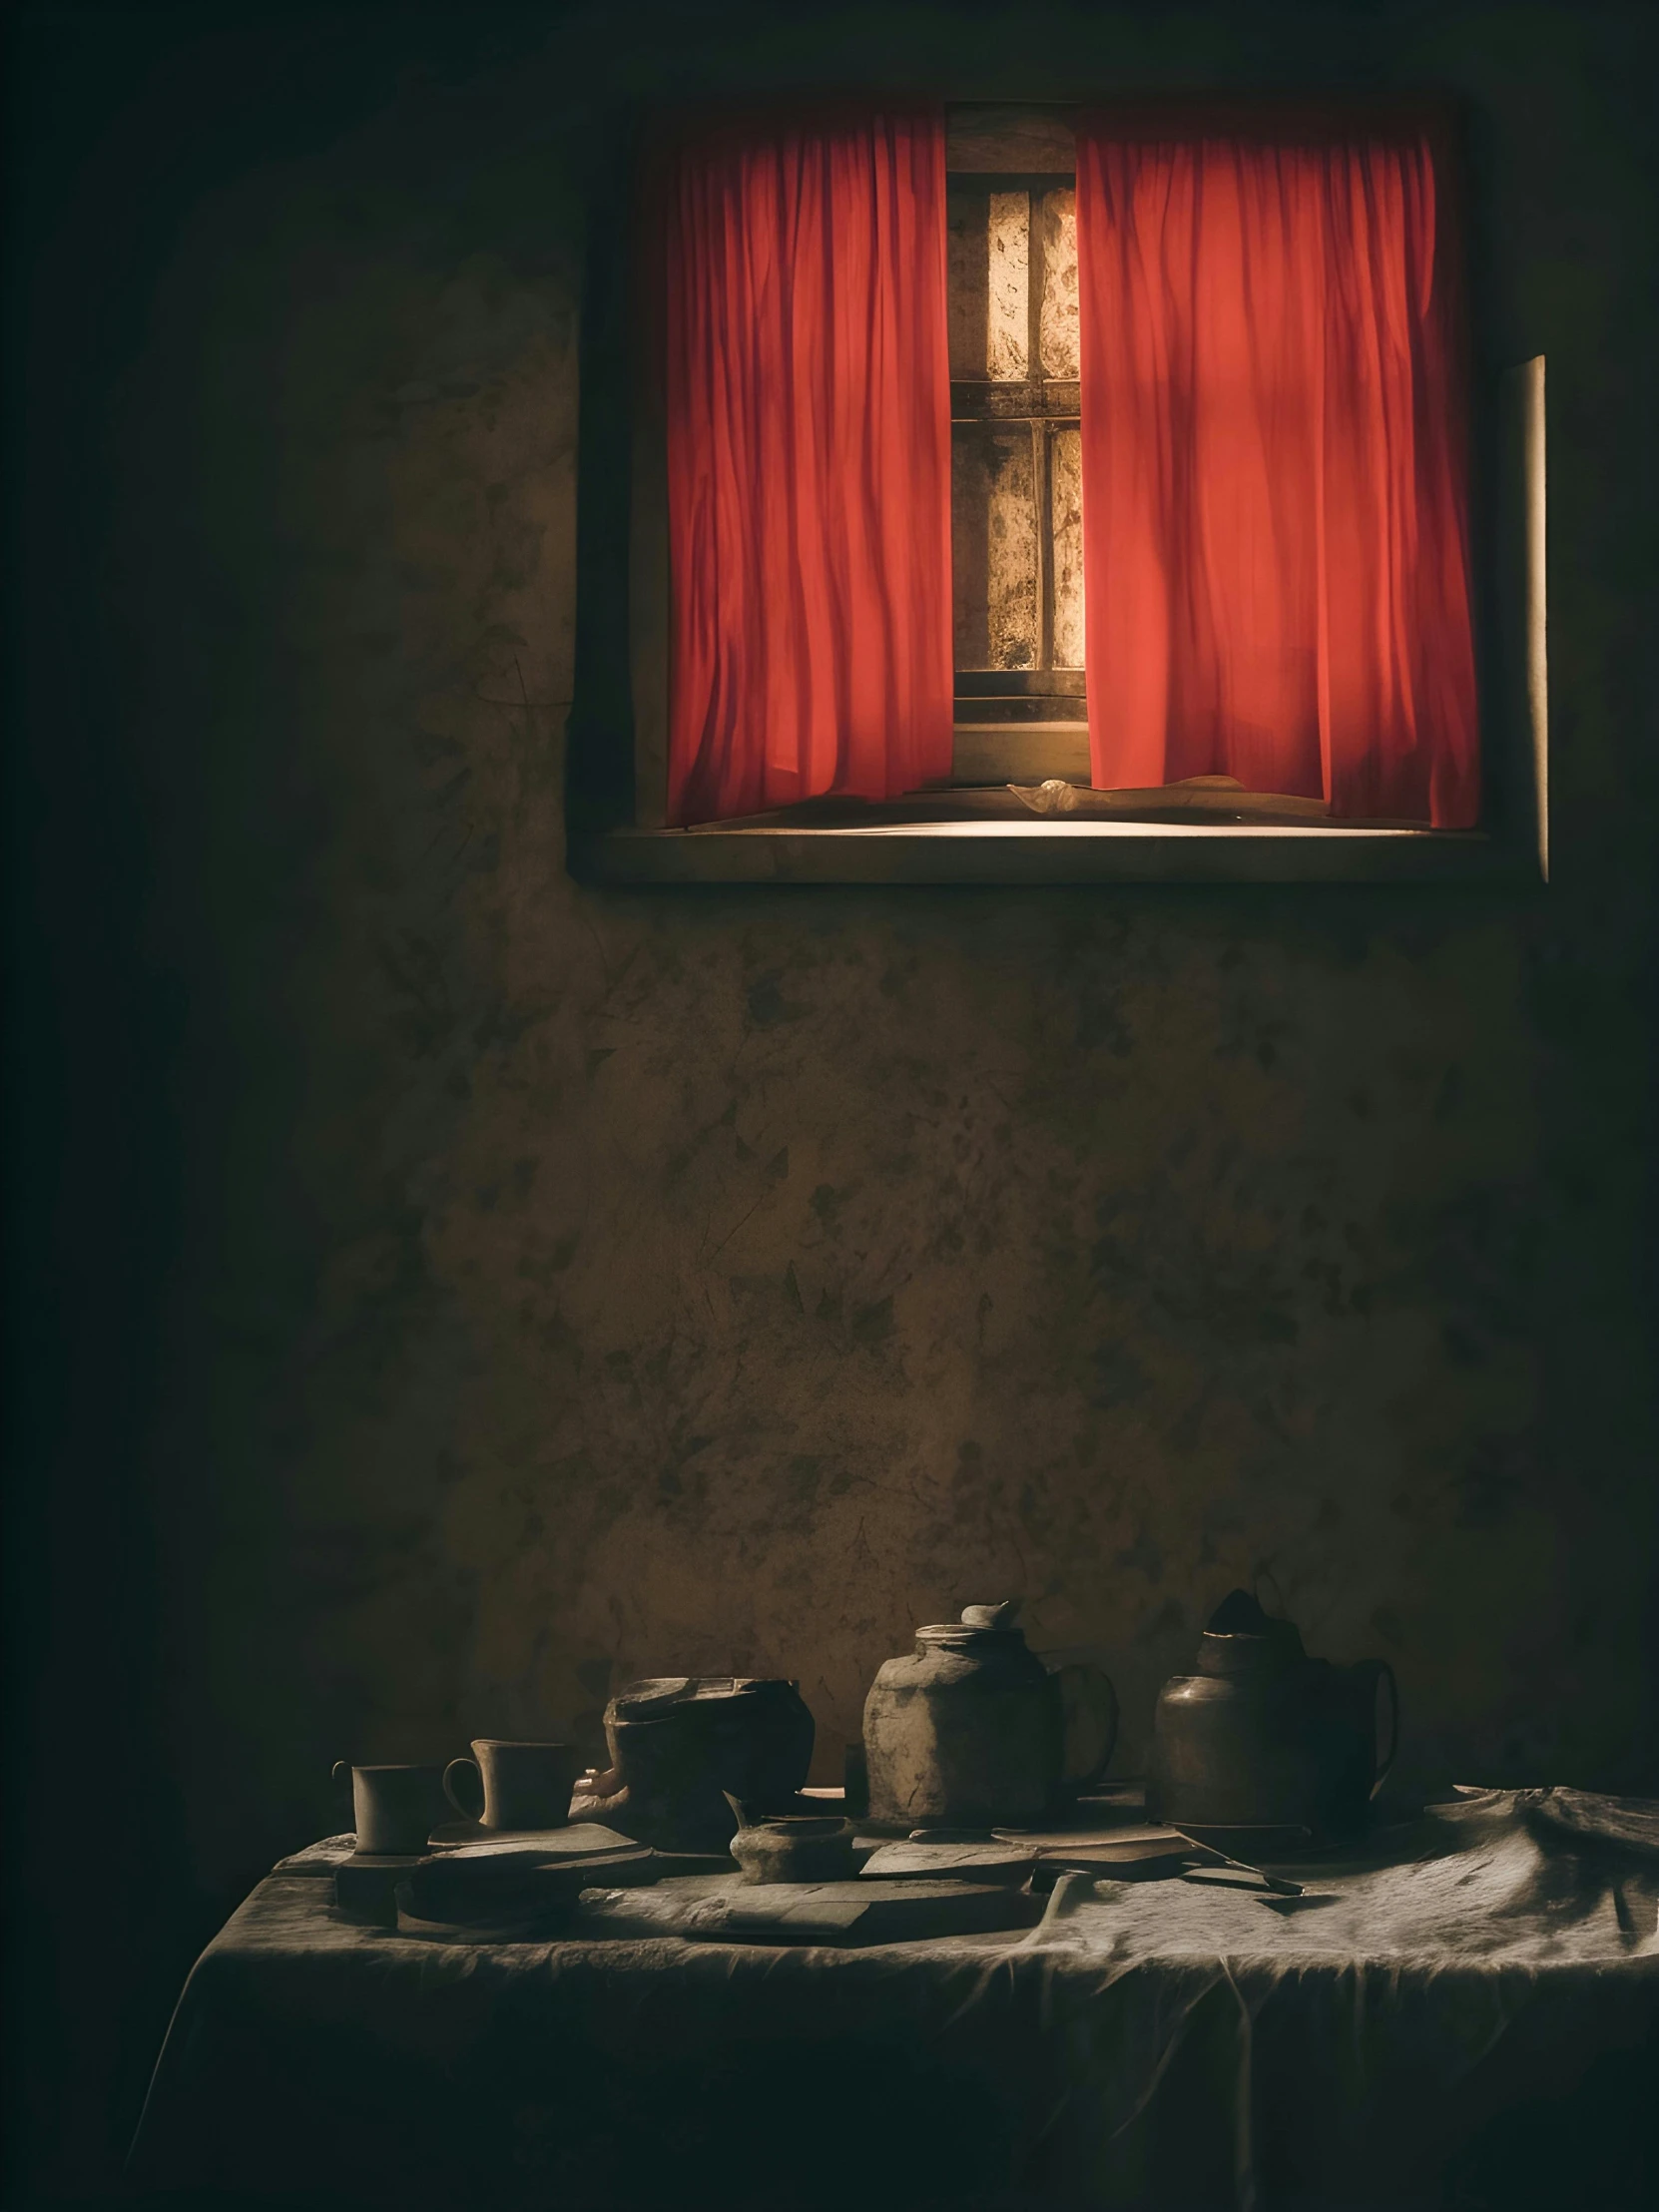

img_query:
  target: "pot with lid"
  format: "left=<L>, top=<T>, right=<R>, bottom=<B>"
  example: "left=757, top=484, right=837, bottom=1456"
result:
left=1148, top=1589, right=1399, bottom=1849
left=861, top=1600, right=1119, bottom=1834
left=571, top=1675, right=815, bottom=1852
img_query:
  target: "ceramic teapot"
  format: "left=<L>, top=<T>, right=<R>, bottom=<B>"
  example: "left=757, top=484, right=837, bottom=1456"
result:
left=861, top=1600, right=1119, bottom=1834
left=1147, top=1589, right=1399, bottom=1847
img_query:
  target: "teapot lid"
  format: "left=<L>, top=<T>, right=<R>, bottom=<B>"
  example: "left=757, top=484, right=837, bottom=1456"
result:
left=960, top=1600, right=1021, bottom=1630
left=1196, top=1588, right=1307, bottom=1675
left=916, top=1598, right=1028, bottom=1647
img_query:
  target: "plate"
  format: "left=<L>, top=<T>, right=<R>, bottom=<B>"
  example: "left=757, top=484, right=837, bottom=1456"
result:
left=858, top=1841, right=1035, bottom=1883
left=426, top=1819, right=640, bottom=1856
left=1157, top=1822, right=1334, bottom=1864
left=989, top=1820, right=1187, bottom=1851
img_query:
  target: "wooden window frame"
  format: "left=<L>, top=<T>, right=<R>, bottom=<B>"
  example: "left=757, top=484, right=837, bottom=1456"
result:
left=565, top=106, right=1547, bottom=888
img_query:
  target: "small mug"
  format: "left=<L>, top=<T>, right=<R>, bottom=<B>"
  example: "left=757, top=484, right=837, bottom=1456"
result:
left=331, top=1762, right=447, bottom=1856
left=442, top=1739, right=578, bottom=1832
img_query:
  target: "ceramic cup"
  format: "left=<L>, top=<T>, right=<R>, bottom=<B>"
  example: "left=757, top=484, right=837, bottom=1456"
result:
left=442, top=1739, right=579, bottom=1831
left=331, top=1762, right=447, bottom=1856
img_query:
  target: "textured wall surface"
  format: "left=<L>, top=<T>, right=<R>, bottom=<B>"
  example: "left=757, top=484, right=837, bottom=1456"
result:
left=14, top=3, right=1657, bottom=2196
left=127, top=1, right=1657, bottom=1859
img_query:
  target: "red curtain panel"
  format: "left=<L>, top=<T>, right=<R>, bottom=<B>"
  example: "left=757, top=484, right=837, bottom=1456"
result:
left=654, top=105, right=954, bottom=826
left=1075, top=107, right=1480, bottom=825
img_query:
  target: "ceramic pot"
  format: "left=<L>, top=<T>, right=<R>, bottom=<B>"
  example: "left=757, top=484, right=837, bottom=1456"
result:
left=572, top=1675, right=815, bottom=1851
left=729, top=1815, right=856, bottom=1884
left=1147, top=1588, right=1399, bottom=1848
left=861, top=1600, right=1119, bottom=1834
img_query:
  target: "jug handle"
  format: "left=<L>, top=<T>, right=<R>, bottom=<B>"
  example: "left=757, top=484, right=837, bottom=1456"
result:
left=1054, top=1663, right=1119, bottom=1791
left=1353, top=1660, right=1400, bottom=1797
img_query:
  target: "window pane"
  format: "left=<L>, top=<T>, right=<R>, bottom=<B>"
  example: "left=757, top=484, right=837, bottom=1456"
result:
left=1038, top=187, right=1079, bottom=378
left=948, top=187, right=1031, bottom=382
left=986, top=191, right=1030, bottom=380
left=1050, top=424, right=1085, bottom=667
left=951, top=423, right=1039, bottom=669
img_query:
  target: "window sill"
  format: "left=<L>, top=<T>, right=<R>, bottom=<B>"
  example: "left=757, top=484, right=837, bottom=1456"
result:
left=570, top=819, right=1529, bottom=887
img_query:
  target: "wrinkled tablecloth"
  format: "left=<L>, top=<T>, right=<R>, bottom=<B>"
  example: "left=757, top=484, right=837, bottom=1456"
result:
left=129, top=1788, right=1659, bottom=2212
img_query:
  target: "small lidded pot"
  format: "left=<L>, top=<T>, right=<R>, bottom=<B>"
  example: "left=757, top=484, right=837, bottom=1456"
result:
left=861, top=1600, right=1118, bottom=1835
left=728, top=1815, right=857, bottom=1885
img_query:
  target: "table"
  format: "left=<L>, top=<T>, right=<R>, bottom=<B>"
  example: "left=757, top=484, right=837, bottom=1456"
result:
left=129, top=1788, right=1659, bottom=2212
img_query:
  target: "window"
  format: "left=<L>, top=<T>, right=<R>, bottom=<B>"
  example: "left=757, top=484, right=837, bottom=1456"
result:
left=945, top=108, right=1086, bottom=790
left=569, top=100, right=1547, bottom=885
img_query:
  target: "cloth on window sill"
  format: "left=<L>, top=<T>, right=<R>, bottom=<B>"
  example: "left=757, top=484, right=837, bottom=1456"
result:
left=129, top=1788, right=1658, bottom=2212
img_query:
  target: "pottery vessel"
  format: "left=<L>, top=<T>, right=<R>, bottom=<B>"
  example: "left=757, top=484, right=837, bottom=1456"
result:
left=1147, top=1589, right=1399, bottom=1847
left=331, top=1762, right=447, bottom=1856
left=861, top=1600, right=1119, bottom=1834
left=729, top=1815, right=856, bottom=1884
left=571, top=1675, right=815, bottom=1852
left=441, top=1740, right=578, bottom=1831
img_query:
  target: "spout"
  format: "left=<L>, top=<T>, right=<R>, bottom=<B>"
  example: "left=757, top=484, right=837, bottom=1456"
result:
left=722, top=1790, right=758, bottom=1833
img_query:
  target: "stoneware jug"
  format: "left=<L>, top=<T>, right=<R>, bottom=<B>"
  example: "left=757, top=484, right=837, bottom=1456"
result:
left=861, top=1600, right=1119, bottom=1834
left=1147, top=1589, right=1399, bottom=1849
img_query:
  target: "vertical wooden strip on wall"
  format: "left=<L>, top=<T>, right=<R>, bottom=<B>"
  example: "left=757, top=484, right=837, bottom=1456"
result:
left=1521, top=358, right=1548, bottom=882
left=1049, top=424, right=1085, bottom=667
left=951, top=422, right=1039, bottom=669
left=1038, top=188, right=1079, bottom=377
left=629, top=317, right=672, bottom=828
left=986, top=192, right=1030, bottom=380
left=950, top=421, right=990, bottom=667
left=1499, top=355, right=1549, bottom=880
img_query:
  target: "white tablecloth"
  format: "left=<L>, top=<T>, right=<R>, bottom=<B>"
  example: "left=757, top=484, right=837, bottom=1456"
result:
left=129, top=1787, right=1659, bottom=2212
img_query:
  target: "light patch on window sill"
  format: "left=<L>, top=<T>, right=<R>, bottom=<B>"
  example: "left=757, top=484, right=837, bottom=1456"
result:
left=729, top=820, right=1434, bottom=839
left=569, top=820, right=1523, bottom=888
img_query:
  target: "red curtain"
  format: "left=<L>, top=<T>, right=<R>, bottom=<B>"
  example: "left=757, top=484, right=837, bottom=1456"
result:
left=654, top=106, right=954, bottom=826
left=1075, top=107, right=1479, bottom=825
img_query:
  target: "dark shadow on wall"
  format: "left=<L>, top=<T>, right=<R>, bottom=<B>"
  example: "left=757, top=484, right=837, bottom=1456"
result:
left=6, top=4, right=1657, bottom=2208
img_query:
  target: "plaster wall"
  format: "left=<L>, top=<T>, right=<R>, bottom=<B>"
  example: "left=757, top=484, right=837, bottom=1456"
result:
left=131, top=0, right=1659, bottom=1859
